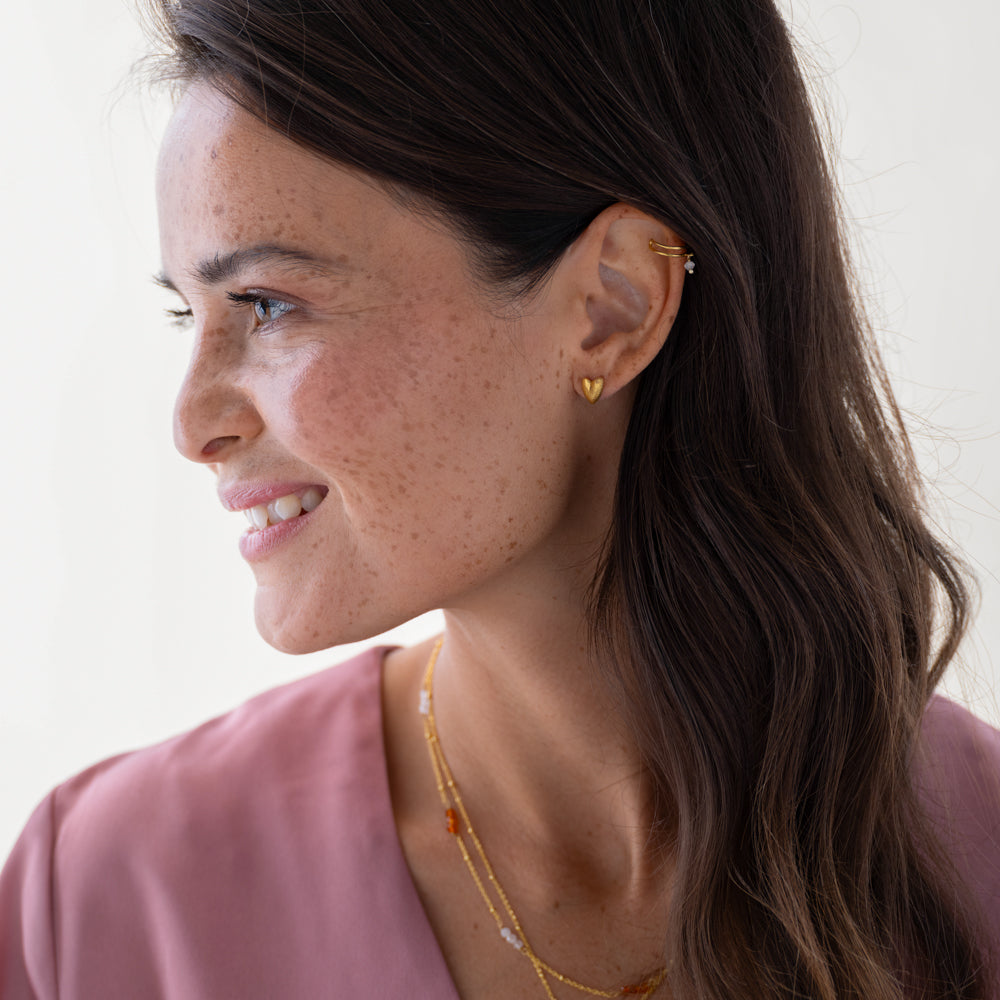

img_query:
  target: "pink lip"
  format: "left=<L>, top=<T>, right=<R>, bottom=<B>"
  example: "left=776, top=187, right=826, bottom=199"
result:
left=238, top=512, right=315, bottom=562
left=217, top=481, right=327, bottom=512
left=216, top=481, right=329, bottom=563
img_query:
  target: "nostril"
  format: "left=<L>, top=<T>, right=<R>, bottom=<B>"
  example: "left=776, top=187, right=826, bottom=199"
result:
left=202, top=436, right=240, bottom=458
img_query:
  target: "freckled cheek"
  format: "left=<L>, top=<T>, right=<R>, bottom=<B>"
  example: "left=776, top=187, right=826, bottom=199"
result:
left=263, top=309, right=538, bottom=492
left=265, top=350, right=415, bottom=470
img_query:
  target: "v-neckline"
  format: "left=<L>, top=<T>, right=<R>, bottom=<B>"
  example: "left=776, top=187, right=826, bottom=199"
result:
left=371, top=645, right=464, bottom=999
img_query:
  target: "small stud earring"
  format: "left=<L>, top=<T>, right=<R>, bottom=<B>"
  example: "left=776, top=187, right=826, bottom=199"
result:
left=581, top=376, right=605, bottom=404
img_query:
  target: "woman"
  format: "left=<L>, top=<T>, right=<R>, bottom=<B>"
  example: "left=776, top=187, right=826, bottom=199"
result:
left=2, top=0, right=998, bottom=997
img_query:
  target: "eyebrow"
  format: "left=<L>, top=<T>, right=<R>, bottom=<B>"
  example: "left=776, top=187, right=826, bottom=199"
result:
left=153, top=243, right=351, bottom=292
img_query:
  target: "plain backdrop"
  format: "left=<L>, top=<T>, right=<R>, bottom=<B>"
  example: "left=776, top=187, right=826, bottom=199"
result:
left=1, top=1, right=997, bottom=859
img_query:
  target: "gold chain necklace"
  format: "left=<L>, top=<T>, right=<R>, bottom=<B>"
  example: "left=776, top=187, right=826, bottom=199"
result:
left=419, top=638, right=668, bottom=999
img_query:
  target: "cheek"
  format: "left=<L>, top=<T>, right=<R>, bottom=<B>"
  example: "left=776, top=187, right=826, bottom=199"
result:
left=266, top=300, right=572, bottom=576
left=275, top=300, right=501, bottom=465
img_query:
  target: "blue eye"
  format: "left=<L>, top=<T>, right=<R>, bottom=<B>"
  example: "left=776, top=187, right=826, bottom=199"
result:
left=226, top=291, right=295, bottom=328
left=251, top=297, right=293, bottom=324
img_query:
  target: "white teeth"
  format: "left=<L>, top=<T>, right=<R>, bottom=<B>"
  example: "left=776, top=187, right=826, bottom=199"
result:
left=270, top=494, right=302, bottom=522
left=243, top=489, right=323, bottom=531
left=248, top=504, right=270, bottom=530
left=300, top=486, right=323, bottom=512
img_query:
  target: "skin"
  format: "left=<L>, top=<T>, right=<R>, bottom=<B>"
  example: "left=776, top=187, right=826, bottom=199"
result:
left=158, top=82, right=689, bottom=998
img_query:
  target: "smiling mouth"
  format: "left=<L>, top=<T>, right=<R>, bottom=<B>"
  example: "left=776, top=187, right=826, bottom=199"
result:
left=243, top=487, right=326, bottom=531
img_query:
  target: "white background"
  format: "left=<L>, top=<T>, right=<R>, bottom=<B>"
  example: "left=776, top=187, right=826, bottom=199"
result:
left=1, top=1, right=997, bottom=859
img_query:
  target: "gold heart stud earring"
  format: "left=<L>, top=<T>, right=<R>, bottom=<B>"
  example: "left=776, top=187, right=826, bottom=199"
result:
left=581, top=376, right=605, bottom=404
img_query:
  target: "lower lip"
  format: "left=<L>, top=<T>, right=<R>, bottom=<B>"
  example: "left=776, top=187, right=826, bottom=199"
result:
left=237, top=509, right=316, bottom=562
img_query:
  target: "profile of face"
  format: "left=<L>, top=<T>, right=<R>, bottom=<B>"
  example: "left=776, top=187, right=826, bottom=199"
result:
left=156, top=84, right=650, bottom=653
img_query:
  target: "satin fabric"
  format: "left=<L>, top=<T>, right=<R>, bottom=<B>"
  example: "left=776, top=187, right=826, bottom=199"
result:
left=1, top=647, right=998, bottom=998
left=0, top=648, right=458, bottom=999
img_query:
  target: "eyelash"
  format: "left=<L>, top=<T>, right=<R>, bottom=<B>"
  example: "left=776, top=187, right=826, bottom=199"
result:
left=162, top=293, right=294, bottom=330
left=164, top=307, right=194, bottom=328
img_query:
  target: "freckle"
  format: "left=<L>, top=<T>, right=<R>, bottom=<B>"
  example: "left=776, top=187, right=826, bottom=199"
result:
left=212, top=204, right=224, bottom=216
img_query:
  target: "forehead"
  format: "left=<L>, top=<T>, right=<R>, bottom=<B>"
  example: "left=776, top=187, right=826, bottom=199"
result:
left=155, top=83, right=397, bottom=273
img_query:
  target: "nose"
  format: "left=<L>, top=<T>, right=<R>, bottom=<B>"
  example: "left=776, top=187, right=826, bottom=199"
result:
left=173, top=326, right=264, bottom=463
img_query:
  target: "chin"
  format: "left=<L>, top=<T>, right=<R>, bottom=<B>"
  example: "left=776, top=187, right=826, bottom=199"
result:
left=252, top=592, right=398, bottom=655
left=257, top=625, right=330, bottom=655
left=252, top=593, right=332, bottom=655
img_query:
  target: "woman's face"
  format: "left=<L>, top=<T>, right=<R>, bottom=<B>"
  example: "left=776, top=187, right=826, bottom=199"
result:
left=157, top=84, right=608, bottom=652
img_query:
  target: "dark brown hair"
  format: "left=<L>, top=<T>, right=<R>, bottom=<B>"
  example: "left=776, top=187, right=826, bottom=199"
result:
left=148, top=0, right=987, bottom=995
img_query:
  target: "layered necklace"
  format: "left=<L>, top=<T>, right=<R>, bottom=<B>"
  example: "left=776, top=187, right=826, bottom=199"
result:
left=419, top=638, right=668, bottom=999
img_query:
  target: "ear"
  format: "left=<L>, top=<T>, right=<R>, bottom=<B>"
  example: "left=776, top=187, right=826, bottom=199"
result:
left=558, top=204, right=689, bottom=403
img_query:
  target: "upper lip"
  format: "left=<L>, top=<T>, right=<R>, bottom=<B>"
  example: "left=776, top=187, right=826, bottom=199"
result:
left=217, top=481, right=327, bottom=513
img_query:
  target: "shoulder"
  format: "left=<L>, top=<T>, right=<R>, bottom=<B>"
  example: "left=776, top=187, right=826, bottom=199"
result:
left=0, top=646, right=437, bottom=997
left=915, top=696, right=1000, bottom=950
left=917, top=695, right=1000, bottom=842
left=50, top=645, right=388, bottom=846
left=49, top=644, right=390, bottom=874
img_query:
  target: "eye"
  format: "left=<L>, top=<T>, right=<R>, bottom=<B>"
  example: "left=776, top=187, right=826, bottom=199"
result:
left=251, top=297, right=294, bottom=325
left=227, top=291, right=295, bottom=328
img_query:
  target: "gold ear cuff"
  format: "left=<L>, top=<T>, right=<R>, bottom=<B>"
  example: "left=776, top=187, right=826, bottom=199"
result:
left=649, top=238, right=696, bottom=274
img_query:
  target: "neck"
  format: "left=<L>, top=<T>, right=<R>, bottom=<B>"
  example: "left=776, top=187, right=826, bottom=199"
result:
left=380, top=493, right=676, bottom=996
left=428, top=579, right=662, bottom=898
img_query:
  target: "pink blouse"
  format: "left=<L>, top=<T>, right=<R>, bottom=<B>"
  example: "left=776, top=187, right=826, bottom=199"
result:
left=1, top=648, right=998, bottom=998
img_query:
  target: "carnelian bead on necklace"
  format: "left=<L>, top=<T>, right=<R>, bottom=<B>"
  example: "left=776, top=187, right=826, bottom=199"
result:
left=419, top=638, right=669, bottom=999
